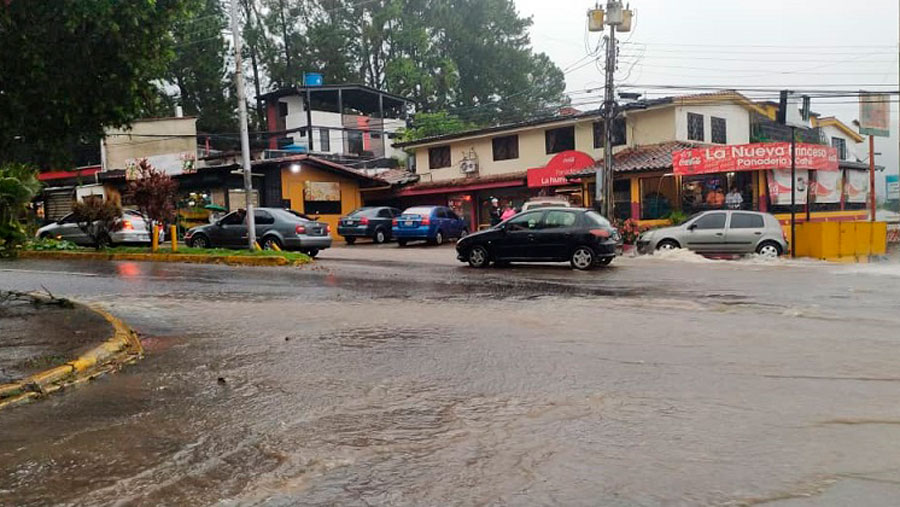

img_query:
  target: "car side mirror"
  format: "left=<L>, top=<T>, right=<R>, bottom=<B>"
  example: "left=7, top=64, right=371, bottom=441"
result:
left=687, top=223, right=697, bottom=231
left=215, top=220, right=224, bottom=227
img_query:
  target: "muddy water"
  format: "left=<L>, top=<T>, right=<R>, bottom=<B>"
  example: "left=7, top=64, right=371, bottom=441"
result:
left=2, top=257, right=900, bottom=505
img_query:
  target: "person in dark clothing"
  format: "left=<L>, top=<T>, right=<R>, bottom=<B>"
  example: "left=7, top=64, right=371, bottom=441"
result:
left=489, top=198, right=502, bottom=226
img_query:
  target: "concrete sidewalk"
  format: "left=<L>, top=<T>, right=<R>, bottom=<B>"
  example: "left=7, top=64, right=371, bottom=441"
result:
left=0, top=294, right=110, bottom=384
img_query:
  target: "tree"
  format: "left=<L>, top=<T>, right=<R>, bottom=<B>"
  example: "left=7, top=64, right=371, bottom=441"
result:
left=0, top=163, right=41, bottom=256
left=127, top=159, right=178, bottom=231
left=0, top=0, right=188, bottom=167
left=71, top=199, right=123, bottom=250
left=168, top=0, right=238, bottom=134
left=399, top=112, right=476, bottom=143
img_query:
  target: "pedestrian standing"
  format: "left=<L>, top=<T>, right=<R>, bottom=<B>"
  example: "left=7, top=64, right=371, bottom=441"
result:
left=501, top=205, right=516, bottom=221
left=489, top=198, right=502, bottom=226
left=726, top=186, right=744, bottom=210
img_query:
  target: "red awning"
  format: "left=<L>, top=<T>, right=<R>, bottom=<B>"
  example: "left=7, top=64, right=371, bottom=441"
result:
left=38, top=166, right=101, bottom=181
left=526, top=150, right=594, bottom=188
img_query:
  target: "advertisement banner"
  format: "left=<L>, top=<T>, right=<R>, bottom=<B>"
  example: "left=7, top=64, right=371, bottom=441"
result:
left=767, top=169, right=808, bottom=205
left=811, top=170, right=842, bottom=204
left=859, top=93, right=891, bottom=138
left=673, top=142, right=838, bottom=176
left=887, top=174, right=899, bottom=201
left=846, top=170, right=870, bottom=203
left=527, top=150, right=593, bottom=188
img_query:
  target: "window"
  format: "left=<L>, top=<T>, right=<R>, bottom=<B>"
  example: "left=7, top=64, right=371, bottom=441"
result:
left=447, top=209, right=460, bottom=221
left=506, top=212, right=542, bottom=231
left=278, top=102, right=288, bottom=117
left=711, top=117, right=727, bottom=144
left=692, top=212, right=726, bottom=230
left=254, top=210, right=275, bottom=225
left=377, top=208, right=393, bottom=218
left=541, top=210, right=577, bottom=229
left=435, top=208, right=448, bottom=219
left=585, top=211, right=612, bottom=228
left=545, top=126, right=575, bottom=154
left=318, top=128, right=330, bottom=152
left=729, top=213, right=764, bottom=229
left=429, top=146, right=451, bottom=169
left=492, top=135, right=519, bottom=161
left=592, top=118, right=627, bottom=148
left=221, top=211, right=245, bottom=226
left=687, top=113, right=704, bottom=142
left=832, top=137, right=847, bottom=160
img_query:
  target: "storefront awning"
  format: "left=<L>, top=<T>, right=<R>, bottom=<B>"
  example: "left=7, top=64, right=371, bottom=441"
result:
left=526, top=150, right=594, bottom=188
left=673, top=142, right=839, bottom=176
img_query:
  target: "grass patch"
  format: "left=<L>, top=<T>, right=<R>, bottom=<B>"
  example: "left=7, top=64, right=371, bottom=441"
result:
left=105, top=246, right=312, bottom=262
left=20, top=354, right=68, bottom=370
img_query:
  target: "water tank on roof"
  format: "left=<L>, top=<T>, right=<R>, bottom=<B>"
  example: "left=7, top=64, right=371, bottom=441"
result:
left=303, top=73, right=323, bottom=87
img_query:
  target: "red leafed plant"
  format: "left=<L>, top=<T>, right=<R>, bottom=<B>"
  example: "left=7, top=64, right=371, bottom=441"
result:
left=127, top=159, right=178, bottom=229
left=613, top=218, right=647, bottom=245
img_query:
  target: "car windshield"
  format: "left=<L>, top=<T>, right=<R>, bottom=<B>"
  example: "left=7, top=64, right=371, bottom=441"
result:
left=401, top=207, right=434, bottom=217
left=584, top=211, right=612, bottom=228
left=347, top=207, right=376, bottom=217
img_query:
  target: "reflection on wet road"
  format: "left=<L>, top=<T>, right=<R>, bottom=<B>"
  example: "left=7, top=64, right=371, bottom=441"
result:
left=2, top=254, right=900, bottom=505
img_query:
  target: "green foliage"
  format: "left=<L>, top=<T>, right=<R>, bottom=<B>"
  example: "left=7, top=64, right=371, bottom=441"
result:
left=666, top=210, right=690, bottom=226
left=0, top=0, right=188, bottom=167
left=26, top=238, right=79, bottom=251
left=71, top=199, right=123, bottom=250
left=0, top=163, right=41, bottom=257
left=399, top=112, right=477, bottom=143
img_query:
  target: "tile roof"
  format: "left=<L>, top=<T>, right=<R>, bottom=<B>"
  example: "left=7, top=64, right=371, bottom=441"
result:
left=398, top=171, right=526, bottom=191
left=374, top=168, right=420, bottom=185
left=568, top=141, right=705, bottom=178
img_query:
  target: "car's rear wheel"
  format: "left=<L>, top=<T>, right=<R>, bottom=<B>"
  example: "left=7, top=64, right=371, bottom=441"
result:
left=656, top=239, right=680, bottom=251
left=571, top=246, right=595, bottom=270
left=756, top=241, right=782, bottom=258
left=431, top=230, right=444, bottom=246
left=190, top=234, right=210, bottom=249
left=467, top=245, right=490, bottom=268
left=397, top=239, right=407, bottom=247
left=305, top=248, right=320, bottom=258
left=97, top=233, right=113, bottom=249
left=262, top=235, right=282, bottom=251
left=374, top=229, right=387, bottom=244
left=345, top=237, right=356, bottom=245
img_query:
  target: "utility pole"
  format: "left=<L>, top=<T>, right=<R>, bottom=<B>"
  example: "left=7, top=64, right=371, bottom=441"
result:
left=790, top=125, right=797, bottom=258
left=231, top=0, right=256, bottom=249
left=588, top=1, right=632, bottom=218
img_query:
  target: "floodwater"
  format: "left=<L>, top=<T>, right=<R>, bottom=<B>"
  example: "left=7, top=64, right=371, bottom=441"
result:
left=2, top=250, right=900, bottom=505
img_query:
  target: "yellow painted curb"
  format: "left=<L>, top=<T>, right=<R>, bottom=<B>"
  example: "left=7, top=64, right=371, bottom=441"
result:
left=0, top=295, right=143, bottom=411
left=19, top=250, right=307, bottom=267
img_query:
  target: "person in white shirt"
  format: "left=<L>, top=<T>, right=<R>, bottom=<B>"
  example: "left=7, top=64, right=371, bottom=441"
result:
left=725, top=187, right=744, bottom=210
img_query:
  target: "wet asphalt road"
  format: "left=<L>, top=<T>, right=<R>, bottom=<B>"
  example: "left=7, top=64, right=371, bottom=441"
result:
left=2, top=246, right=900, bottom=506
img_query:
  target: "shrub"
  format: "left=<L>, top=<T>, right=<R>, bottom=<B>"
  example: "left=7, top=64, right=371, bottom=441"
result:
left=26, top=238, right=78, bottom=251
left=666, top=210, right=690, bottom=225
left=0, top=163, right=41, bottom=257
left=128, top=159, right=177, bottom=230
left=613, top=218, right=648, bottom=245
left=71, top=199, right=122, bottom=249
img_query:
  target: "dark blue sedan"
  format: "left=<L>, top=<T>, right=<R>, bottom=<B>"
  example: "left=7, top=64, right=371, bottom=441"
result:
left=392, top=205, right=469, bottom=246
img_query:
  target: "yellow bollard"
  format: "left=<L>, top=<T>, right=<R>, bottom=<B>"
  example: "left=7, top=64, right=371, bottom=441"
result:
left=151, top=225, right=160, bottom=252
left=170, top=225, right=178, bottom=252
left=253, top=241, right=262, bottom=251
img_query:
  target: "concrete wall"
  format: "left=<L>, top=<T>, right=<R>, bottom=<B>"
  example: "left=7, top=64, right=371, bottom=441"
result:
left=104, top=117, right=197, bottom=175
left=674, top=104, right=751, bottom=145
left=280, top=164, right=363, bottom=238
left=821, top=124, right=865, bottom=162
left=627, top=107, right=675, bottom=146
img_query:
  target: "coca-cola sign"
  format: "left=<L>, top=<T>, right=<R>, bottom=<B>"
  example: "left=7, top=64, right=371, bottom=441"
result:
left=673, top=142, right=838, bottom=176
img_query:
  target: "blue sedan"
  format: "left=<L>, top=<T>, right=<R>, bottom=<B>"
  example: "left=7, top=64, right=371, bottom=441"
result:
left=392, top=205, right=469, bottom=246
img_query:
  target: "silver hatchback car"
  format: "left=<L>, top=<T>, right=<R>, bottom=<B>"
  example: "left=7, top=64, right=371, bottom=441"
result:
left=637, top=210, right=788, bottom=257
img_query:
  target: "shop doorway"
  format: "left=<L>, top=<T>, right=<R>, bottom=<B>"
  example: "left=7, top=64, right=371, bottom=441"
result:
left=448, top=193, right=476, bottom=232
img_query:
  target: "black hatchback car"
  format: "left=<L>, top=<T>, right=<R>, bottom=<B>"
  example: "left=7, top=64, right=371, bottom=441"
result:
left=337, top=206, right=401, bottom=244
left=455, top=208, right=619, bottom=270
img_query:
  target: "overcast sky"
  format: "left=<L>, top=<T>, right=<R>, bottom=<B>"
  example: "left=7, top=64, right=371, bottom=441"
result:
left=516, top=0, right=899, bottom=197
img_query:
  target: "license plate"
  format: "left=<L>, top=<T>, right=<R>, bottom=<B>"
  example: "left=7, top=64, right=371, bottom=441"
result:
left=405, top=221, right=413, bottom=226
left=346, top=220, right=354, bottom=225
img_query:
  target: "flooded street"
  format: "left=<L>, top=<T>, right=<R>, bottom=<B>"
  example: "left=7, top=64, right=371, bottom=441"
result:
left=3, top=249, right=900, bottom=505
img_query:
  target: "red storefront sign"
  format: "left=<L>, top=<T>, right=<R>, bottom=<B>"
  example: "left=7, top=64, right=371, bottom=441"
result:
left=527, top=150, right=594, bottom=188
left=672, top=142, right=838, bottom=176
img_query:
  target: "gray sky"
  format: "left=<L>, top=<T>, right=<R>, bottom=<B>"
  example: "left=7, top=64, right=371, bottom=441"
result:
left=516, top=0, right=899, bottom=197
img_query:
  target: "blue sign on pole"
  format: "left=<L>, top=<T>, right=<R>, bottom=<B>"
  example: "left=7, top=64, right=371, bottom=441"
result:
left=303, top=73, right=323, bottom=87
left=887, top=174, right=899, bottom=201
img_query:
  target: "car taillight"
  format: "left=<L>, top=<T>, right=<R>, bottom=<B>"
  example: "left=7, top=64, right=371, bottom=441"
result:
left=392, top=218, right=398, bottom=226
left=295, top=225, right=307, bottom=234
left=326, top=224, right=331, bottom=234
left=121, top=220, right=134, bottom=230
left=420, top=216, right=430, bottom=225
left=590, top=228, right=611, bottom=239
left=360, top=216, right=369, bottom=225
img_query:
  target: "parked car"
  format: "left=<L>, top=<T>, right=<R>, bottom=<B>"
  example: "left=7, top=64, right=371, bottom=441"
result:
left=338, top=206, right=401, bottom=244
left=392, top=205, right=469, bottom=246
left=184, top=207, right=332, bottom=257
left=521, top=198, right=572, bottom=212
left=456, top=207, right=618, bottom=270
left=36, top=209, right=162, bottom=246
left=636, top=210, right=788, bottom=257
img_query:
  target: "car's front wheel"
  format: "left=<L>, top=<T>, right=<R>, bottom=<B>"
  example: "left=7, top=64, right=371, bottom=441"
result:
left=756, top=241, right=782, bottom=258
left=570, top=246, right=595, bottom=270
left=467, top=245, right=490, bottom=268
left=345, top=237, right=356, bottom=245
left=459, top=228, right=469, bottom=240
left=305, top=248, right=320, bottom=258
left=431, top=230, right=444, bottom=246
left=656, top=239, right=680, bottom=251
left=190, top=234, right=210, bottom=249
